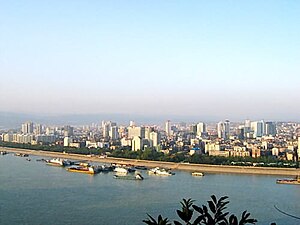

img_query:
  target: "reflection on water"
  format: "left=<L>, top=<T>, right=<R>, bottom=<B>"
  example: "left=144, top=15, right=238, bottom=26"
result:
left=0, top=154, right=299, bottom=225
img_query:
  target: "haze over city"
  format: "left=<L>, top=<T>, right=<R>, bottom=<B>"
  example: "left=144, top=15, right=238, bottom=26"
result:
left=0, top=1, right=299, bottom=121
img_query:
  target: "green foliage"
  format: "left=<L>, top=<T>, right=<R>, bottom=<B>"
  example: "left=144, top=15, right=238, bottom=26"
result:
left=143, top=195, right=264, bottom=225
left=143, top=214, right=171, bottom=225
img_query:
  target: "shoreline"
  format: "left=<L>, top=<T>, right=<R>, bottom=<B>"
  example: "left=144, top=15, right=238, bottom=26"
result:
left=1, top=147, right=299, bottom=176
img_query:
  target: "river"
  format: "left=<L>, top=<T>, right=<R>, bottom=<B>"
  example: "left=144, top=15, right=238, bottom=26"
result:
left=0, top=154, right=299, bottom=225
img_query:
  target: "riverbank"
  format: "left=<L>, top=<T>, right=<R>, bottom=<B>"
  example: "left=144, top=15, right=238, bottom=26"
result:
left=1, top=146, right=299, bottom=176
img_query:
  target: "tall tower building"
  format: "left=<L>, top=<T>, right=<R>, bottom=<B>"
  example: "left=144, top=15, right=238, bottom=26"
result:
left=144, top=127, right=152, bottom=140
left=35, top=124, right=43, bottom=135
left=196, top=122, right=206, bottom=137
left=64, top=125, right=74, bottom=137
left=150, top=131, right=160, bottom=148
left=128, top=126, right=143, bottom=138
left=224, top=120, right=230, bottom=139
left=102, top=121, right=116, bottom=138
left=251, top=121, right=264, bottom=138
left=109, top=126, right=119, bottom=140
left=21, top=122, right=34, bottom=134
left=132, top=136, right=142, bottom=151
left=217, top=120, right=230, bottom=140
left=265, top=122, right=276, bottom=136
left=165, top=120, right=171, bottom=136
left=129, top=121, right=135, bottom=127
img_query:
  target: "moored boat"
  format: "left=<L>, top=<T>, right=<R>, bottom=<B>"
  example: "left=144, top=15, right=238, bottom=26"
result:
left=46, top=158, right=70, bottom=167
left=0, top=151, right=8, bottom=155
left=276, top=176, right=300, bottom=185
left=134, top=165, right=148, bottom=170
left=15, top=153, right=29, bottom=157
left=67, top=165, right=100, bottom=174
left=192, top=172, right=204, bottom=176
left=113, top=173, right=144, bottom=180
left=114, top=167, right=128, bottom=174
left=99, top=164, right=114, bottom=172
left=148, top=167, right=175, bottom=176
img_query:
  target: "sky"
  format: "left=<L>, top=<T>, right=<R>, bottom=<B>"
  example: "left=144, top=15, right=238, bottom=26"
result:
left=0, top=0, right=299, bottom=121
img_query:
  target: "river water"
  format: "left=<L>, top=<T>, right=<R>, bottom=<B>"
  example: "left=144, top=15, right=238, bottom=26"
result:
left=0, top=154, right=299, bottom=225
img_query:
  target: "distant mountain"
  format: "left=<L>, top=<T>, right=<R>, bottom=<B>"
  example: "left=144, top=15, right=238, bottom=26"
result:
left=0, top=111, right=201, bottom=129
left=0, top=111, right=297, bottom=130
left=0, top=111, right=222, bottom=129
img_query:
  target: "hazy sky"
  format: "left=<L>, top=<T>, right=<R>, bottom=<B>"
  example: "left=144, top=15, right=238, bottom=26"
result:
left=0, top=1, right=299, bottom=121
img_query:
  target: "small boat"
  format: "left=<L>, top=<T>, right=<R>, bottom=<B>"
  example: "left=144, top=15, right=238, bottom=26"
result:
left=113, top=173, right=144, bottom=180
left=99, top=164, right=114, bottom=172
left=67, top=165, right=100, bottom=174
left=26, top=158, right=31, bottom=161
left=191, top=172, right=204, bottom=176
left=276, top=176, right=300, bottom=185
left=114, top=167, right=128, bottom=174
left=135, top=165, right=148, bottom=170
left=0, top=151, right=8, bottom=155
left=148, top=167, right=175, bottom=176
left=15, top=153, right=29, bottom=157
left=46, top=158, right=70, bottom=167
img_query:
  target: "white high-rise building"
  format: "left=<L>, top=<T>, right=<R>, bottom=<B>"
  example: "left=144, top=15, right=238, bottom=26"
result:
left=150, top=131, right=160, bottom=148
left=129, top=121, right=135, bottom=127
left=128, top=126, right=142, bottom=138
left=144, top=127, right=152, bottom=140
left=102, top=121, right=116, bottom=138
left=132, top=136, right=142, bottom=151
left=35, top=124, right=43, bottom=135
left=109, top=126, right=118, bottom=140
left=64, top=137, right=72, bottom=147
left=21, top=122, right=34, bottom=134
left=251, top=121, right=264, bottom=138
left=165, top=120, right=171, bottom=136
left=217, top=120, right=230, bottom=140
left=196, top=122, right=206, bottom=136
left=3, top=133, right=13, bottom=142
left=102, top=121, right=110, bottom=138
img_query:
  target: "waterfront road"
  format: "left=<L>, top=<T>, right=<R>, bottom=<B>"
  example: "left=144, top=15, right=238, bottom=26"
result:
left=1, top=147, right=299, bottom=176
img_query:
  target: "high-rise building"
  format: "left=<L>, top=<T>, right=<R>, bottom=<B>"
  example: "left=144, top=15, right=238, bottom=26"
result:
left=128, top=126, right=139, bottom=138
left=165, top=120, right=171, bottom=136
left=109, top=126, right=118, bottom=140
left=102, top=121, right=116, bottom=138
left=150, top=131, right=160, bottom=148
left=196, top=122, right=206, bottom=136
left=251, top=121, right=264, bottom=138
left=64, top=125, right=74, bottom=137
left=237, top=126, right=245, bottom=140
left=144, top=127, right=152, bottom=140
left=3, top=133, right=13, bottom=142
left=265, top=122, right=276, bottom=136
left=189, top=124, right=197, bottom=134
left=132, top=136, right=142, bottom=151
left=217, top=120, right=230, bottom=140
left=244, top=119, right=251, bottom=136
left=224, top=120, right=230, bottom=139
left=35, top=124, right=43, bottom=135
left=64, top=137, right=72, bottom=147
left=21, top=122, right=34, bottom=134
left=129, top=121, right=135, bottom=127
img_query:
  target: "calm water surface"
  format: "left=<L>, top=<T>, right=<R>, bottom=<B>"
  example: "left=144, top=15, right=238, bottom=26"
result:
left=1, top=154, right=300, bottom=225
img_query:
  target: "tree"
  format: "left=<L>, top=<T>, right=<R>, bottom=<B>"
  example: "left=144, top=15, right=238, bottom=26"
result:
left=143, top=195, right=274, bottom=225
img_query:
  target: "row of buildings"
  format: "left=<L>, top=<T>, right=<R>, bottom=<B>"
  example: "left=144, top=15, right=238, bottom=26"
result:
left=1, top=120, right=300, bottom=161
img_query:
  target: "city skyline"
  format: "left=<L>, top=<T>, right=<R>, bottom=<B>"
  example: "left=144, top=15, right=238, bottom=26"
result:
left=1, top=1, right=299, bottom=121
